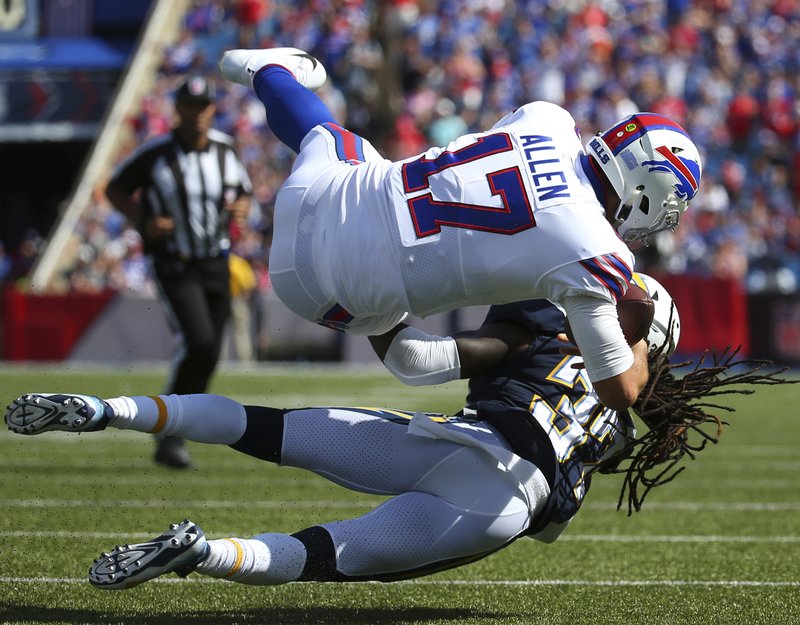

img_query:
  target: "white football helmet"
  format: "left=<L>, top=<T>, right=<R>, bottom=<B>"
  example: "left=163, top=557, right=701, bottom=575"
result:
left=586, top=113, right=702, bottom=245
left=632, top=272, right=680, bottom=357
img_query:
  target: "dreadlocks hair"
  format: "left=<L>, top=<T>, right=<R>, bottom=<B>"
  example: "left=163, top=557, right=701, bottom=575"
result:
left=598, top=344, right=796, bottom=515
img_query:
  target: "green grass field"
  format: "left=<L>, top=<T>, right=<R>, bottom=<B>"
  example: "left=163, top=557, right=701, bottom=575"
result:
left=1, top=363, right=798, bottom=625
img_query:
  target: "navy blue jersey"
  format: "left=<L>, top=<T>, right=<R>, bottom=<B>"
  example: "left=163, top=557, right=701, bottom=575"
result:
left=466, top=300, right=635, bottom=530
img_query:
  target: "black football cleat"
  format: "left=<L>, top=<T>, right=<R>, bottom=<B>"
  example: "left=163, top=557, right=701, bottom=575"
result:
left=89, top=519, right=207, bottom=590
left=5, top=394, right=110, bottom=435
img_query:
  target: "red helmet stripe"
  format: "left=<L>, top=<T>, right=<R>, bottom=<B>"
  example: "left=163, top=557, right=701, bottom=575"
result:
left=601, top=113, right=690, bottom=155
left=655, top=145, right=698, bottom=191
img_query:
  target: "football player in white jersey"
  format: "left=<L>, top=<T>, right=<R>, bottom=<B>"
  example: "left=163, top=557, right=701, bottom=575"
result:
left=8, top=276, right=786, bottom=589
left=217, top=47, right=703, bottom=410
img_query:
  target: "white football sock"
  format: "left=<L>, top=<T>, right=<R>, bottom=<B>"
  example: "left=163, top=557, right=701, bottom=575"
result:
left=104, top=394, right=247, bottom=444
left=196, top=534, right=307, bottom=585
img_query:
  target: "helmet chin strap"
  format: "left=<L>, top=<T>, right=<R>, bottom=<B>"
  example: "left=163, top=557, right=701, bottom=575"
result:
left=621, top=201, right=682, bottom=247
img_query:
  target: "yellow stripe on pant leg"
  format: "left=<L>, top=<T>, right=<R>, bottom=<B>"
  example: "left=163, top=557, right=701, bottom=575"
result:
left=224, top=539, right=245, bottom=578
left=147, top=396, right=168, bottom=434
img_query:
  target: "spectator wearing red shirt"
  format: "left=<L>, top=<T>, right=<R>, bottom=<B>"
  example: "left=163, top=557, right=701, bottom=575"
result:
left=236, top=0, right=267, bottom=47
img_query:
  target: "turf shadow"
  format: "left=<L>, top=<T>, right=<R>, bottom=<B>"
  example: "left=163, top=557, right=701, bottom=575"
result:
left=0, top=602, right=504, bottom=624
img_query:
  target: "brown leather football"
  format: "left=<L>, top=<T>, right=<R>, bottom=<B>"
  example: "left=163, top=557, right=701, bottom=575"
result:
left=564, top=282, right=655, bottom=346
left=615, top=282, right=655, bottom=345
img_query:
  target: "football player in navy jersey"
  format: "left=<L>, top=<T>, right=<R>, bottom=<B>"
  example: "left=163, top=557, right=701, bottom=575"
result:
left=455, top=298, right=634, bottom=539
left=8, top=276, right=786, bottom=590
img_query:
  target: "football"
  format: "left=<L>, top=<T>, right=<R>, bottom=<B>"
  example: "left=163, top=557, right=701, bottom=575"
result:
left=615, top=282, right=655, bottom=345
left=565, top=282, right=655, bottom=346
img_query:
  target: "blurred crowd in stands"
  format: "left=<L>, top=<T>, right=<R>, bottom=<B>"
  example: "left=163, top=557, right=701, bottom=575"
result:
left=25, top=0, right=799, bottom=356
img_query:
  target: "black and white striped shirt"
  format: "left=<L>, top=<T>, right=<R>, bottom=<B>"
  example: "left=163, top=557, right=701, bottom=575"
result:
left=110, top=129, right=252, bottom=260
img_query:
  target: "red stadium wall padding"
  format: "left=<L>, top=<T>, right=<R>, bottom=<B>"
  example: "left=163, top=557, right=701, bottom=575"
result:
left=0, top=278, right=751, bottom=361
left=2, top=286, right=116, bottom=361
left=652, top=274, right=749, bottom=356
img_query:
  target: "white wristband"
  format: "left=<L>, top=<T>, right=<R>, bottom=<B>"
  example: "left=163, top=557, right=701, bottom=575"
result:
left=383, top=326, right=461, bottom=386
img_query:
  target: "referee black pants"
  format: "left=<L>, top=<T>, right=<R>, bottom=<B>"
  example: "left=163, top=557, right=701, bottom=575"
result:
left=154, top=257, right=231, bottom=395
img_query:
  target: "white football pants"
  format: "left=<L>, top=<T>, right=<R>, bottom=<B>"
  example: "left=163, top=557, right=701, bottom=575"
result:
left=107, top=394, right=549, bottom=580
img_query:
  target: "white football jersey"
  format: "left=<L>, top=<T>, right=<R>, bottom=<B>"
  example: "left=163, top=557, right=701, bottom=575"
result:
left=305, top=101, right=633, bottom=319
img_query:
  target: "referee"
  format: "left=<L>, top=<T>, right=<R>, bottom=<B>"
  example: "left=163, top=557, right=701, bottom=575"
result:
left=106, top=75, right=253, bottom=468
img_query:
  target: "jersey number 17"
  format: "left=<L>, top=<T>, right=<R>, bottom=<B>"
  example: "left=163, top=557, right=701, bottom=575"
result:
left=401, top=133, right=536, bottom=238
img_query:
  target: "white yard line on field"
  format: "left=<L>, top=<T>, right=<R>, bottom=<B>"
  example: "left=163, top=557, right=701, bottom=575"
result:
left=0, top=577, right=798, bottom=587
left=4, top=471, right=798, bottom=489
left=1, top=498, right=374, bottom=508
left=1, top=530, right=799, bottom=543
left=4, top=498, right=800, bottom=511
left=582, top=501, right=800, bottom=511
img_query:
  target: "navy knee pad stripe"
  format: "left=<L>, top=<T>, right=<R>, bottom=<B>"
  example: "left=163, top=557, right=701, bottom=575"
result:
left=228, top=406, right=286, bottom=462
left=291, top=526, right=512, bottom=583
left=291, top=526, right=342, bottom=582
